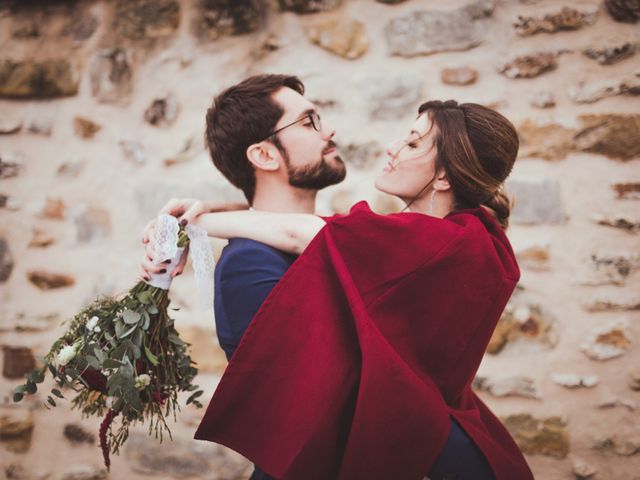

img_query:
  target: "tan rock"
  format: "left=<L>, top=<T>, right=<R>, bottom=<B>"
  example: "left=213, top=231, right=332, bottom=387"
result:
left=441, top=67, right=478, bottom=85
left=612, top=182, right=640, bottom=199
left=629, top=371, right=640, bottom=391
left=572, top=456, right=597, bottom=479
left=487, top=302, right=557, bottom=354
left=583, top=294, right=640, bottom=312
left=576, top=251, right=640, bottom=286
left=581, top=320, right=631, bottom=361
left=529, top=91, right=555, bottom=109
left=593, top=435, right=640, bottom=456
left=0, top=116, right=23, bottom=134
left=568, top=72, right=640, bottom=104
left=0, top=59, right=79, bottom=98
left=591, top=213, right=640, bottom=232
left=574, top=114, right=640, bottom=161
left=473, top=375, right=542, bottom=399
left=2, top=346, right=36, bottom=379
left=38, top=197, right=66, bottom=220
left=28, top=228, right=56, bottom=248
left=514, top=6, right=598, bottom=36
left=501, top=414, right=569, bottom=459
left=113, top=0, right=180, bottom=41
left=176, top=326, right=228, bottom=374
left=515, top=241, right=550, bottom=271
left=0, top=409, right=34, bottom=453
left=73, top=116, right=101, bottom=139
left=499, top=52, right=557, bottom=79
left=27, top=270, right=76, bottom=290
left=596, top=396, right=636, bottom=411
left=550, top=373, right=599, bottom=389
left=144, top=94, right=179, bottom=127
left=517, top=119, right=575, bottom=160
left=583, top=42, right=636, bottom=65
left=308, top=18, right=369, bottom=60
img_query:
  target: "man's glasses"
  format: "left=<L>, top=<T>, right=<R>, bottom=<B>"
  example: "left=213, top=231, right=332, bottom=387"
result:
left=265, top=111, right=322, bottom=140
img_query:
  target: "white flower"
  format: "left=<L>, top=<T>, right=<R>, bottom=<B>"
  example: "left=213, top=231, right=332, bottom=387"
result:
left=56, top=345, right=77, bottom=367
left=94, top=326, right=101, bottom=333
left=105, top=396, right=116, bottom=409
left=86, top=316, right=99, bottom=332
left=134, top=374, right=151, bottom=390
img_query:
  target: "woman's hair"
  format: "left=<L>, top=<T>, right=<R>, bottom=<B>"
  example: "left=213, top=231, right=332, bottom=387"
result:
left=418, top=100, right=519, bottom=230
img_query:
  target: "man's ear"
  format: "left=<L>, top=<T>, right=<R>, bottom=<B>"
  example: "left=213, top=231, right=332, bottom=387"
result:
left=246, top=142, right=280, bottom=172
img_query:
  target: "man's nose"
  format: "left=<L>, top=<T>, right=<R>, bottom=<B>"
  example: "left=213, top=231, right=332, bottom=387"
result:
left=321, top=120, right=335, bottom=141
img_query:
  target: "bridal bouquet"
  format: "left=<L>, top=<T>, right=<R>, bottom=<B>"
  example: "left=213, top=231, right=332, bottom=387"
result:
left=13, top=215, right=214, bottom=469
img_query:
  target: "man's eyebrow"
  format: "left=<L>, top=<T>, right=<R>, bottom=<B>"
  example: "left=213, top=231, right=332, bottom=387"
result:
left=294, top=108, right=316, bottom=120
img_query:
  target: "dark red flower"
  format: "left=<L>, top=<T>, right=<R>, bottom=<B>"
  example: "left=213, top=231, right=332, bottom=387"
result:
left=80, top=368, right=107, bottom=393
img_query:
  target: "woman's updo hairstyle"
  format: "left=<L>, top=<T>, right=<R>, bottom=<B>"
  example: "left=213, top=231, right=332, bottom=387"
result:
left=418, top=100, right=519, bottom=230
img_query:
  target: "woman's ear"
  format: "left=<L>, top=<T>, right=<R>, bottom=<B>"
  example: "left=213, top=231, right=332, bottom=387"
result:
left=246, top=142, right=280, bottom=172
left=434, top=169, right=451, bottom=192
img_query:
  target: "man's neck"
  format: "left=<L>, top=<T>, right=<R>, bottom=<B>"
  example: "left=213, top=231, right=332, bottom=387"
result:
left=252, top=185, right=317, bottom=213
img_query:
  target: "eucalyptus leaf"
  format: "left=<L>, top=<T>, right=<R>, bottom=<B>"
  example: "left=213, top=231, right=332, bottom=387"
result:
left=186, top=390, right=203, bottom=405
left=102, top=359, right=124, bottom=369
left=51, top=388, right=64, bottom=398
left=25, top=381, right=37, bottom=394
left=28, top=369, right=45, bottom=384
left=86, top=355, right=101, bottom=370
left=93, top=346, right=106, bottom=363
left=13, top=392, right=23, bottom=402
left=144, top=346, right=159, bottom=366
left=141, top=311, right=150, bottom=330
left=147, top=303, right=158, bottom=315
left=47, top=396, right=56, bottom=407
left=114, top=319, right=126, bottom=338
left=122, top=310, right=141, bottom=325
left=136, top=291, right=152, bottom=305
left=132, top=329, right=143, bottom=349
left=168, top=333, right=184, bottom=346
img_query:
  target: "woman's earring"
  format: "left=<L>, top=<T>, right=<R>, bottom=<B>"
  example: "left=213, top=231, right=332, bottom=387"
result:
left=429, top=189, right=437, bottom=215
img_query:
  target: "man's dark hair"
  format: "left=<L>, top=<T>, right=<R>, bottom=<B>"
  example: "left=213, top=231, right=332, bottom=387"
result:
left=205, top=74, right=305, bottom=203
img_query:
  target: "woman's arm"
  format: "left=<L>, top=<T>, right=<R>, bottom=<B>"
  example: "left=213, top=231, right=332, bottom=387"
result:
left=193, top=211, right=326, bottom=255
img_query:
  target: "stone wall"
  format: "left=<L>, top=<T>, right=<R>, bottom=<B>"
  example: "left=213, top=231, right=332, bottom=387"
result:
left=1, top=0, right=639, bottom=478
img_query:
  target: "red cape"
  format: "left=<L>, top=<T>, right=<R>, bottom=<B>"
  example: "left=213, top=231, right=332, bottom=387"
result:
left=194, top=201, right=533, bottom=480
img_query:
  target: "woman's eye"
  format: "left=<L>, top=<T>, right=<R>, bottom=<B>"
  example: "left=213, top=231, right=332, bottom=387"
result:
left=407, top=142, right=418, bottom=149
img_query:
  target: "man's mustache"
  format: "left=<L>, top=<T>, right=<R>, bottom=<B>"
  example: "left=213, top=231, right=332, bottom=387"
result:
left=322, top=140, right=338, bottom=154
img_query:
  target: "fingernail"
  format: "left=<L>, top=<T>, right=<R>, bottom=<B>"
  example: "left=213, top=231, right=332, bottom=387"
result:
left=174, top=272, right=181, bottom=276
left=179, top=218, right=188, bottom=227
left=145, top=276, right=151, bottom=281
left=159, top=269, right=166, bottom=274
left=163, top=259, right=171, bottom=264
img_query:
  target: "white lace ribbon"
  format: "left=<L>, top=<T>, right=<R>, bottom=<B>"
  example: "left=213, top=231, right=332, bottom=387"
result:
left=146, top=215, right=214, bottom=310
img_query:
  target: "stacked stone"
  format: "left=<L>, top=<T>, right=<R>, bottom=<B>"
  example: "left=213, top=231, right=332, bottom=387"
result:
left=0, top=0, right=639, bottom=478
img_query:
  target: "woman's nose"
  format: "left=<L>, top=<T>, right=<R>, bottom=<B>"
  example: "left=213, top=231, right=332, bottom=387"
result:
left=386, top=139, right=402, bottom=158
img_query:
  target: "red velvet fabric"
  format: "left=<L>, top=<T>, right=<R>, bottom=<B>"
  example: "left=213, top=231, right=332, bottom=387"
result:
left=194, top=201, right=534, bottom=480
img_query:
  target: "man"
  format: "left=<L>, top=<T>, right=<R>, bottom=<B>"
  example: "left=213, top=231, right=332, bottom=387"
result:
left=140, top=74, right=346, bottom=479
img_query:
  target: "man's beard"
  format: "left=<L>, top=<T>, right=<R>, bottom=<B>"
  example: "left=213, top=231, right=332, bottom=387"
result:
left=280, top=141, right=347, bottom=190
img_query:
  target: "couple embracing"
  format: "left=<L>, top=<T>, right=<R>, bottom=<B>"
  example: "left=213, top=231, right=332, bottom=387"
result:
left=140, top=74, right=534, bottom=480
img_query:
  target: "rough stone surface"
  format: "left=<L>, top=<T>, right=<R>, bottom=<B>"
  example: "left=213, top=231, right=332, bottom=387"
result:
left=550, top=373, right=599, bottom=389
left=473, top=375, right=542, bottom=399
left=501, top=414, right=569, bottom=459
left=177, top=326, right=228, bottom=373
left=37, top=197, right=66, bottom=220
left=89, top=48, right=134, bottom=103
left=341, top=141, right=383, bottom=170
left=63, top=424, right=95, bottom=444
left=583, top=294, right=640, bottom=312
left=195, top=0, right=266, bottom=41
left=604, top=0, right=640, bottom=23
left=57, top=160, right=86, bottom=178
left=514, top=6, right=598, bottom=36
left=597, top=397, right=636, bottom=411
left=515, top=241, right=550, bottom=270
left=506, top=177, right=568, bottom=224
left=0, top=152, right=22, bottom=178
left=0, top=238, right=14, bottom=283
left=72, top=205, right=112, bottom=244
left=499, top=52, right=557, bottom=79
left=368, top=77, right=421, bottom=120
left=120, top=140, right=146, bottom=165
left=581, top=320, right=631, bottom=361
left=0, top=409, right=34, bottom=453
left=574, top=114, right=640, bottom=160
left=164, top=135, right=203, bottom=166
left=576, top=251, right=640, bottom=286
left=27, top=270, right=76, bottom=290
left=0, top=116, right=22, bottom=134
left=529, top=91, right=555, bottom=109
left=144, top=94, right=179, bottom=127
left=0, top=312, right=59, bottom=333
left=572, top=457, right=598, bottom=479
left=441, top=67, right=478, bottom=85
left=73, top=116, right=101, bottom=139
left=384, top=2, right=493, bottom=57
left=60, top=13, right=99, bottom=42
left=591, top=213, right=640, bottom=232
left=60, top=465, right=108, bottom=480
left=0, top=59, right=79, bottom=98
left=568, top=72, right=640, bottom=104
left=593, top=436, right=640, bottom=456
left=278, top=0, right=342, bottom=14
left=27, top=117, right=53, bottom=136
left=517, top=119, right=575, bottom=160
left=487, top=302, right=558, bottom=354
left=308, top=18, right=369, bottom=60
left=630, top=372, right=640, bottom=391
left=124, top=431, right=250, bottom=477
left=612, top=182, right=640, bottom=199
left=114, top=0, right=180, bottom=40
left=2, top=346, right=36, bottom=379
left=583, top=42, right=636, bottom=65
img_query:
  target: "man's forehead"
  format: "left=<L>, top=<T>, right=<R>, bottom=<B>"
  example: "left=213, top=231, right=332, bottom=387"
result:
left=273, top=87, right=315, bottom=120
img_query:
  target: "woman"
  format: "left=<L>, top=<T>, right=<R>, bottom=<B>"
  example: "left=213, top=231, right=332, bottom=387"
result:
left=143, top=100, right=534, bottom=479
